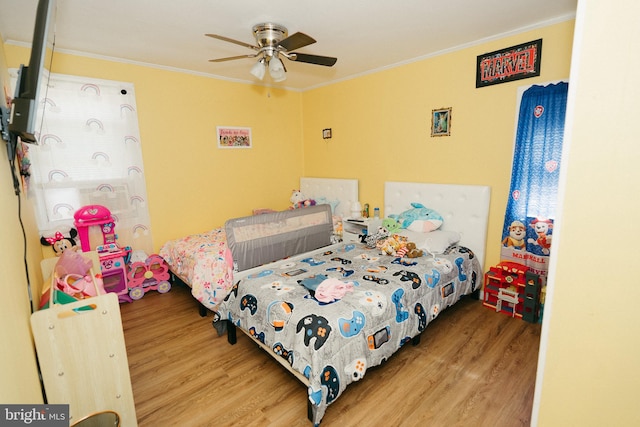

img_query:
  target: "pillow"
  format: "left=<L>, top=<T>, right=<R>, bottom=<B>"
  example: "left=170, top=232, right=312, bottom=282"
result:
left=400, top=230, right=461, bottom=254
left=392, top=203, right=443, bottom=232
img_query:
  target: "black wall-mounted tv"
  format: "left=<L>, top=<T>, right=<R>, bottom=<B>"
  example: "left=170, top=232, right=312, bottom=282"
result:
left=7, top=0, right=57, bottom=144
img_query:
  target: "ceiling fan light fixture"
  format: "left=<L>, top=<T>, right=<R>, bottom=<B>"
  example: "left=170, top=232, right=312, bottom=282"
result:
left=250, top=58, right=266, bottom=80
left=206, top=23, right=336, bottom=82
left=269, top=56, right=286, bottom=82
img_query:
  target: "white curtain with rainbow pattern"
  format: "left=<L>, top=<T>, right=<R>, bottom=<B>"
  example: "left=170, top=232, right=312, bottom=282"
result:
left=26, top=72, right=153, bottom=254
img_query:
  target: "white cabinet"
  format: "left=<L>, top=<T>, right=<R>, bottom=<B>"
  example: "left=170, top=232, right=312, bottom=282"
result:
left=342, top=218, right=382, bottom=242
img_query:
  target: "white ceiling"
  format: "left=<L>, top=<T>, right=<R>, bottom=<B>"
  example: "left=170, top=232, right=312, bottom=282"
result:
left=0, top=0, right=577, bottom=91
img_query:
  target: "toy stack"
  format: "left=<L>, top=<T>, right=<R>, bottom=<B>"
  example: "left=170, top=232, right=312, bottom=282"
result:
left=74, top=205, right=133, bottom=303
left=73, top=204, right=171, bottom=303
left=483, top=261, right=541, bottom=322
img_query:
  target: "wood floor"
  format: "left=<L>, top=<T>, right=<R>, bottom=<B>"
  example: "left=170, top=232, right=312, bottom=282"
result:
left=120, top=283, right=541, bottom=427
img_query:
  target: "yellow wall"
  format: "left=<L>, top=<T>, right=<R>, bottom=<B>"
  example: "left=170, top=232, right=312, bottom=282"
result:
left=302, top=21, right=575, bottom=271
left=0, top=39, right=44, bottom=403
left=4, top=20, right=575, bottom=272
left=2, top=39, right=306, bottom=405
left=5, top=45, right=306, bottom=250
left=535, top=0, right=640, bottom=425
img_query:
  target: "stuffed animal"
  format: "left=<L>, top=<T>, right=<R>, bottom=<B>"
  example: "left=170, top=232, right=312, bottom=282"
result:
left=362, top=225, right=390, bottom=248
left=377, top=234, right=409, bottom=256
left=377, top=236, right=400, bottom=255
left=382, top=217, right=401, bottom=234
left=40, top=228, right=79, bottom=256
left=404, top=242, right=423, bottom=258
left=290, top=190, right=316, bottom=209
left=390, top=202, right=443, bottom=232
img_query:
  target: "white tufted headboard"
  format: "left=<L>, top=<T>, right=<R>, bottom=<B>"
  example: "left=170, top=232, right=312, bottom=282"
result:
left=300, top=177, right=359, bottom=219
left=384, top=182, right=491, bottom=267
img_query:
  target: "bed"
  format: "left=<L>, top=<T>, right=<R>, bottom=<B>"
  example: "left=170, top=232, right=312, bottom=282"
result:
left=211, top=181, right=491, bottom=425
left=159, top=177, right=359, bottom=311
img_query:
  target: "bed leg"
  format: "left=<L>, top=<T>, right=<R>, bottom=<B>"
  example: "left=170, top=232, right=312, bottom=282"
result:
left=227, top=321, right=237, bottom=345
left=470, top=288, right=481, bottom=300
left=308, top=400, right=320, bottom=425
left=412, top=335, right=421, bottom=346
left=199, top=305, right=207, bottom=317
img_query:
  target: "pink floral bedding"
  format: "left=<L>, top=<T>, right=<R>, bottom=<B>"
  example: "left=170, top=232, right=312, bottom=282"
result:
left=159, top=227, right=234, bottom=310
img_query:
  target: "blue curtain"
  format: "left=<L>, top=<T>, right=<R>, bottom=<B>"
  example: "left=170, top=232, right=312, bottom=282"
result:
left=501, top=82, right=568, bottom=275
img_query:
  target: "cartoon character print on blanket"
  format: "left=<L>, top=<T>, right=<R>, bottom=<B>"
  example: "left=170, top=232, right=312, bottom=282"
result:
left=297, top=314, right=332, bottom=350
left=338, top=310, right=366, bottom=337
left=308, top=365, right=342, bottom=406
left=326, top=266, right=355, bottom=277
left=212, top=241, right=483, bottom=427
left=267, top=301, right=294, bottom=331
left=345, top=358, right=367, bottom=381
left=321, top=366, right=340, bottom=404
left=273, top=342, right=294, bottom=365
left=358, top=290, right=387, bottom=316
left=424, top=269, right=441, bottom=289
left=391, top=289, right=410, bottom=322
left=249, top=327, right=266, bottom=343
left=393, top=270, right=422, bottom=289
left=239, top=294, right=258, bottom=315
left=262, top=280, right=296, bottom=295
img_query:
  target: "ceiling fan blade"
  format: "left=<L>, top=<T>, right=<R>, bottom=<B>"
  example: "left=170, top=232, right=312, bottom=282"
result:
left=205, top=33, right=258, bottom=51
left=209, top=53, right=259, bottom=62
left=290, top=53, right=337, bottom=67
left=277, top=32, right=316, bottom=52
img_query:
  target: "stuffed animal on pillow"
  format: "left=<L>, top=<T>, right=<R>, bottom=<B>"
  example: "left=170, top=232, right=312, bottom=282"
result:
left=382, top=217, right=401, bottom=234
left=290, top=190, right=316, bottom=209
left=390, top=203, right=443, bottom=232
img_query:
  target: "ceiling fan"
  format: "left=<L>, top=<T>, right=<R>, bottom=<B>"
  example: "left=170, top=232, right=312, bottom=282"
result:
left=206, top=23, right=337, bottom=82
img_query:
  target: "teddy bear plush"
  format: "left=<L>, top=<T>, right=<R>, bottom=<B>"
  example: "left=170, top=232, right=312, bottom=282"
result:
left=404, top=242, right=424, bottom=258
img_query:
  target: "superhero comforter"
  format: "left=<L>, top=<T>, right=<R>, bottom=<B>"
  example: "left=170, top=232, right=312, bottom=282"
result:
left=213, top=241, right=482, bottom=425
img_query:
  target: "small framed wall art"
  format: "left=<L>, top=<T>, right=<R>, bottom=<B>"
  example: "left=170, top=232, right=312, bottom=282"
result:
left=431, top=107, right=451, bottom=137
left=217, top=126, right=252, bottom=149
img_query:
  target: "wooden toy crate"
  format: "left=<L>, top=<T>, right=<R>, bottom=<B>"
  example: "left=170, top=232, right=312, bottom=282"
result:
left=31, top=254, right=137, bottom=426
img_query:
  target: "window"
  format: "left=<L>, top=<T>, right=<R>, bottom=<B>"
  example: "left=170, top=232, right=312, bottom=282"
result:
left=24, top=72, right=153, bottom=254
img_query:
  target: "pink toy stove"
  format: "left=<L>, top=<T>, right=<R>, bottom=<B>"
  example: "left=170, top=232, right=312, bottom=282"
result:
left=74, top=204, right=132, bottom=303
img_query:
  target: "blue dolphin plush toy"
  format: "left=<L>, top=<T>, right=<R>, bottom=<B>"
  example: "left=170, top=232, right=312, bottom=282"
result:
left=390, top=202, right=443, bottom=232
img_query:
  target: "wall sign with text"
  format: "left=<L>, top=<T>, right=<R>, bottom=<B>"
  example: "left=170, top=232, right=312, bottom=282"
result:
left=476, top=39, right=542, bottom=88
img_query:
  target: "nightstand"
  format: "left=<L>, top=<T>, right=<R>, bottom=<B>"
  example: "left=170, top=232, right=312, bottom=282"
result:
left=342, top=217, right=382, bottom=242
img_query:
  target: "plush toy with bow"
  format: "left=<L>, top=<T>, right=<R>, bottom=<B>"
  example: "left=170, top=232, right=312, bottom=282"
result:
left=40, top=228, right=79, bottom=256
left=290, top=189, right=316, bottom=209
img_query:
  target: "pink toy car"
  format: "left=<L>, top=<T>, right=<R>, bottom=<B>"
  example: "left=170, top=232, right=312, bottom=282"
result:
left=126, top=254, right=171, bottom=300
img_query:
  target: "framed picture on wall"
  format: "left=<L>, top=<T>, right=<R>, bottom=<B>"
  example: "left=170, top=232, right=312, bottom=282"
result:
left=431, top=107, right=451, bottom=137
left=476, top=39, right=542, bottom=88
left=217, top=126, right=252, bottom=149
